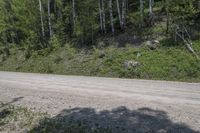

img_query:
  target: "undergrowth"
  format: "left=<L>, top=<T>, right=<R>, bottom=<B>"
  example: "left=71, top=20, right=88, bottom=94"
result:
left=0, top=40, right=199, bottom=82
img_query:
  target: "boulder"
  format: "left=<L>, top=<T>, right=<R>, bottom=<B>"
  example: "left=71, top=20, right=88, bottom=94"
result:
left=124, top=60, right=140, bottom=69
left=98, top=51, right=105, bottom=58
left=145, top=40, right=160, bottom=50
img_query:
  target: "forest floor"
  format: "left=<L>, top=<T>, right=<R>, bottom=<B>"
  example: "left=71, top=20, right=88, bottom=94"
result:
left=0, top=71, right=200, bottom=133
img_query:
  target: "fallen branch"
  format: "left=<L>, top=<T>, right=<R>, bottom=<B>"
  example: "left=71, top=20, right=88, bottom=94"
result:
left=174, top=25, right=199, bottom=59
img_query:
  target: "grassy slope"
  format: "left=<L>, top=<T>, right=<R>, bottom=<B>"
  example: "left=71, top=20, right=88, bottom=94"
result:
left=0, top=40, right=200, bottom=82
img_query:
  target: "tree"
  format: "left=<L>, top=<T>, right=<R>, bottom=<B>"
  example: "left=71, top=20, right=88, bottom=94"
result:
left=121, top=0, right=125, bottom=28
left=0, top=0, right=199, bottom=51
left=48, top=0, right=53, bottom=38
left=99, top=0, right=103, bottom=33
left=140, top=0, right=144, bottom=27
left=38, top=0, right=45, bottom=41
left=102, top=0, right=106, bottom=33
left=72, top=0, right=76, bottom=33
left=116, top=0, right=122, bottom=29
left=109, top=0, right=115, bottom=33
left=149, top=0, right=153, bottom=15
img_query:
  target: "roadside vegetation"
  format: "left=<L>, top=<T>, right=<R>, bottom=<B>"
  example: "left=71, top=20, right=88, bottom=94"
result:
left=0, top=0, right=200, bottom=82
left=0, top=40, right=200, bottom=82
left=0, top=102, right=46, bottom=133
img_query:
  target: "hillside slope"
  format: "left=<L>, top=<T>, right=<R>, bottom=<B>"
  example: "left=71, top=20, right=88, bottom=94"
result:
left=0, top=39, right=200, bottom=82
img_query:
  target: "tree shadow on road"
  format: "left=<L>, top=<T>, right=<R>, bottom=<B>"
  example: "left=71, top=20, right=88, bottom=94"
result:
left=30, top=106, right=199, bottom=133
left=0, top=97, right=24, bottom=108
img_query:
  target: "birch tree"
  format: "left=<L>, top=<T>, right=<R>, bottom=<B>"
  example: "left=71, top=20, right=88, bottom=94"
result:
left=149, top=0, right=153, bottom=14
left=109, top=0, right=115, bottom=33
left=116, top=0, right=122, bottom=29
left=98, top=0, right=106, bottom=33
left=99, top=0, right=103, bottom=33
left=140, top=0, right=144, bottom=27
left=48, top=0, right=53, bottom=38
left=38, top=0, right=45, bottom=41
left=102, top=0, right=106, bottom=33
left=38, top=0, right=45, bottom=40
left=121, top=0, right=126, bottom=28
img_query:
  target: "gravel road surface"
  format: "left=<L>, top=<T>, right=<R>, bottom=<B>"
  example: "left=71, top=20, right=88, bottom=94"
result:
left=0, top=71, right=200, bottom=132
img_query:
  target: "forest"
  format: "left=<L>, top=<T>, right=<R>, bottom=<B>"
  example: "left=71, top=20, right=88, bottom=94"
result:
left=0, top=0, right=200, bottom=82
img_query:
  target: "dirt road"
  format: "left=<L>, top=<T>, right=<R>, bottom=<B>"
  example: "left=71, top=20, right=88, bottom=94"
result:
left=0, top=71, right=200, bottom=132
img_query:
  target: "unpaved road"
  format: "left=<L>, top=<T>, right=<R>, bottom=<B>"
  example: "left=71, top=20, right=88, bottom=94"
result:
left=0, top=71, right=200, bottom=132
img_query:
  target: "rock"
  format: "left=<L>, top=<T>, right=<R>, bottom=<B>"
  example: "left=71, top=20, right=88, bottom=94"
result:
left=124, top=60, right=140, bottom=69
left=98, top=51, right=105, bottom=58
left=145, top=40, right=159, bottom=50
left=153, top=40, right=160, bottom=44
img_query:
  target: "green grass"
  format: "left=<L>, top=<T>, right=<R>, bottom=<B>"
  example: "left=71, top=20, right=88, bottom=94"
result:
left=0, top=40, right=200, bottom=82
left=0, top=102, right=46, bottom=132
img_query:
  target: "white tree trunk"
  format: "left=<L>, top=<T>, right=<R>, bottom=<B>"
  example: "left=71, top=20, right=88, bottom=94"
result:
left=109, top=0, right=115, bottom=33
left=121, top=0, right=126, bottom=28
left=116, top=0, right=122, bottom=29
left=99, top=0, right=103, bottom=33
left=48, top=0, right=53, bottom=38
left=39, top=0, right=45, bottom=39
left=102, top=0, right=106, bottom=33
left=149, top=0, right=153, bottom=14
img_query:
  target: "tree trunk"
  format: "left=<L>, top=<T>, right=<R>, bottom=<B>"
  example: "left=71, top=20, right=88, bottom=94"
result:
left=48, top=0, right=53, bottom=38
left=102, top=0, right=106, bottom=33
left=99, top=0, right=103, bottom=33
left=165, top=0, right=169, bottom=33
left=198, top=1, right=200, bottom=9
left=109, top=0, right=115, bottom=33
left=38, top=0, right=45, bottom=40
left=121, top=0, right=126, bottom=29
left=149, top=0, right=153, bottom=14
left=72, top=0, right=76, bottom=32
left=126, top=0, right=129, bottom=11
left=140, top=0, right=144, bottom=27
left=116, top=0, right=122, bottom=29
left=148, top=0, right=155, bottom=26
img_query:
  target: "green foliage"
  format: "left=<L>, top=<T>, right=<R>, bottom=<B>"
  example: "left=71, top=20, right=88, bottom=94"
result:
left=0, top=41, right=199, bottom=82
left=49, top=36, right=61, bottom=50
left=169, top=0, right=198, bottom=23
left=0, top=0, right=199, bottom=82
left=0, top=0, right=199, bottom=47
